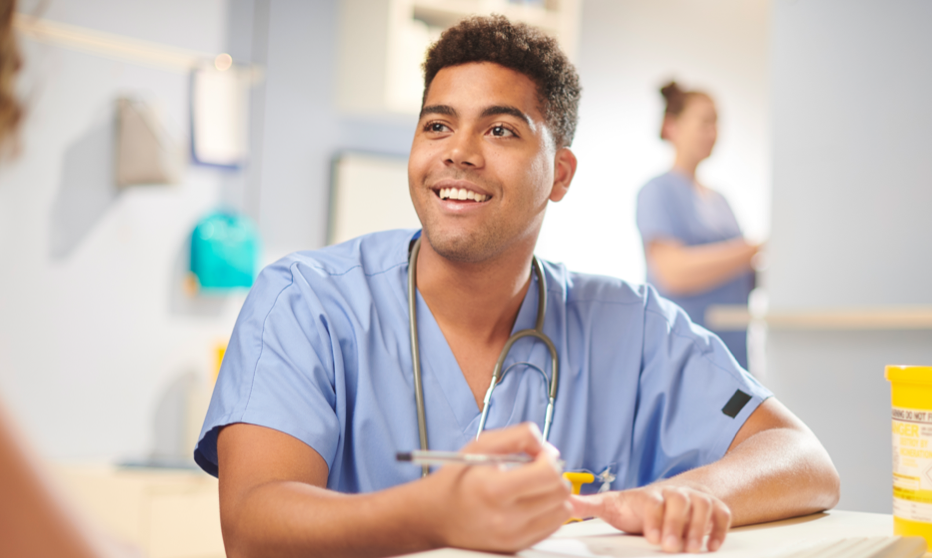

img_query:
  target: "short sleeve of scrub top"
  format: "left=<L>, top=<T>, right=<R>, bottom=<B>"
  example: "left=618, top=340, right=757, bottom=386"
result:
left=195, top=229, right=772, bottom=494
left=624, top=286, right=768, bottom=485
left=193, top=257, right=345, bottom=476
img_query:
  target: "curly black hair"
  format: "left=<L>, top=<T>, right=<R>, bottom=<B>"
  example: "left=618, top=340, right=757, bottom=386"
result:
left=422, top=15, right=581, bottom=149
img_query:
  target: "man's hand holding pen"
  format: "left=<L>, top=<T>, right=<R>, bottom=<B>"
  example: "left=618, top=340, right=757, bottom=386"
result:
left=417, top=423, right=571, bottom=553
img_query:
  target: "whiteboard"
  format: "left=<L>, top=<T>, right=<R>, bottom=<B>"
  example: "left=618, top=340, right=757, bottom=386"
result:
left=328, top=152, right=422, bottom=245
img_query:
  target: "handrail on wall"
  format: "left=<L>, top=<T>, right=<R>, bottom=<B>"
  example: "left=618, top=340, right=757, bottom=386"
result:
left=13, top=13, right=263, bottom=81
left=706, top=304, right=932, bottom=331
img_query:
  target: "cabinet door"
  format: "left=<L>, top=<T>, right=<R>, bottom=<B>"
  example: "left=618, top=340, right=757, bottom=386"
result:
left=56, top=466, right=225, bottom=558
left=148, top=488, right=225, bottom=558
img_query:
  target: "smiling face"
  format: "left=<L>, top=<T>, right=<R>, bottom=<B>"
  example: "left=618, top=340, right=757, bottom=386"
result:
left=408, top=62, right=573, bottom=264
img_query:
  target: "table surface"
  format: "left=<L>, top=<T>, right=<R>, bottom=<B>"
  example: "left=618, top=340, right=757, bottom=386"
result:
left=404, top=510, right=931, bottom=557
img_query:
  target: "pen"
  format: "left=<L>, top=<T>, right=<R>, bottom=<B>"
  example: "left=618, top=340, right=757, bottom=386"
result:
left=396, top=450, right=534, bottom=467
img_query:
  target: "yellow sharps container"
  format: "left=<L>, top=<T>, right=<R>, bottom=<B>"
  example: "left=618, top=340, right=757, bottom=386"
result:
left=886, top=365, right=932, bottom=546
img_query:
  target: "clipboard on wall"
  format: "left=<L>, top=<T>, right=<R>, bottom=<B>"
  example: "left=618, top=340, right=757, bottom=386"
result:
left=328, top=152, right=422, bottom=245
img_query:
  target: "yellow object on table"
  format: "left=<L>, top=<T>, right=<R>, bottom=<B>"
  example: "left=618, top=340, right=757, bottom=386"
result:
left=563, top=471, right=595, bottom=523
left=886, top=365, right=932, bottom=548
left=563, top=471, right=595, bottom=495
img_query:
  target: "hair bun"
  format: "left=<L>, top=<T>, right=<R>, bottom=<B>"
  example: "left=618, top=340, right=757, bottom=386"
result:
left=659, top=80, right=687, bottom=140
left=660, top=81, right=682, bottom=101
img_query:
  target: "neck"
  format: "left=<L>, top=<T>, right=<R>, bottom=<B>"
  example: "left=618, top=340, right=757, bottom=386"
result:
left=672, top=153, right=701, bottom=180
left=415, top=236, right=536, bottom=345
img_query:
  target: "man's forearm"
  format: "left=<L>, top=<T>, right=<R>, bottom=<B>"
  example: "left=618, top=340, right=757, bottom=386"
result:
left=668, top=426, right=840, bottom=526
left=222, top=478, right=440, bottom=558
left=218, top=423, right=572, bottom=558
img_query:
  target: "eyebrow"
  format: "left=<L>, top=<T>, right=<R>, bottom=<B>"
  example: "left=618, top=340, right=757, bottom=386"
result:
left=420, top=105, right=456, bottom=118
left=419, top=104, right=532, bottom=126
left=479, top=105, right=531, bottom=125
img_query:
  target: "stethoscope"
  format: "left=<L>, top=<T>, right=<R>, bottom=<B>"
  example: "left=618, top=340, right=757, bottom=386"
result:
left=407, top=236, right=559, bottom=477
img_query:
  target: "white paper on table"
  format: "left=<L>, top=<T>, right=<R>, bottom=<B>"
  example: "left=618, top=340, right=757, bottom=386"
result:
left=516, top=513, right=916, bottom=558
left=520, top=520, right=657, bottom=557
left=522, top=537, right=657, bottom=557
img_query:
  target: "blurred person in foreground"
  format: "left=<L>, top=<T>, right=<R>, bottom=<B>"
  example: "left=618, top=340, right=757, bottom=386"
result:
left=0, top=403, right=137, bottom=558
left=0, top=2, right=132, bottom=557
left=637, top=82, right=762, bottom=369
left=198, top=16, right=838, bottom=558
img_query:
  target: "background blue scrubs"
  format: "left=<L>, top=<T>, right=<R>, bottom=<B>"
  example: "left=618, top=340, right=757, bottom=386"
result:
left=195, top=229, right=770, bottom=494
left=636, top=170, right=755, bottom=369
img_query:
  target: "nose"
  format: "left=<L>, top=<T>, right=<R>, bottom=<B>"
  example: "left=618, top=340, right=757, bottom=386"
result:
left=444, top=129, right=484, bottom=170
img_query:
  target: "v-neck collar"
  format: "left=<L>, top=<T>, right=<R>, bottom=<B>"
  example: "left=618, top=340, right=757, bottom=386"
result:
left=410, top=253, right=545, bottom=436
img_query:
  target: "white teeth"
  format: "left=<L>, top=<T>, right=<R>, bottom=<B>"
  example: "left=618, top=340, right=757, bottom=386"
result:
left=437, top=187, right=489, bottom=202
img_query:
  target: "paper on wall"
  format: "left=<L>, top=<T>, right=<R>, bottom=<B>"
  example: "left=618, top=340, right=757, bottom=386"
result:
left=191, top=65, right=249, bottom=167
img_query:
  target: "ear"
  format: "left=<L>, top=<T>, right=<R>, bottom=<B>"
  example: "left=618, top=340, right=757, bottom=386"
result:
left=549, top=147, right=577, bottom=202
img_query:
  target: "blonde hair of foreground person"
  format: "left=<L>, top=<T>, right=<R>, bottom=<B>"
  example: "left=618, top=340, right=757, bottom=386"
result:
left=0, top=1, right=135, bottom=557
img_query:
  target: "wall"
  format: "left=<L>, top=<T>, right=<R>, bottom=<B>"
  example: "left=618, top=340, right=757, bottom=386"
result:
left=537, top=0, right=771, bottom=283
left=766, top=0, right=932, bottom=513
left=0, top=0, right=241, bottom=462
left=0, top=0, right=416, bottom=462
left=0, top=0, right=255, bottom=461
left=256, top=0, right=415, bottom=261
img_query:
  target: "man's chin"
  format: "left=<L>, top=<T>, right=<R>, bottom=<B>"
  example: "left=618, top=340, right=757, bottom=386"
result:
left=423, top=229, right=500, bottom=265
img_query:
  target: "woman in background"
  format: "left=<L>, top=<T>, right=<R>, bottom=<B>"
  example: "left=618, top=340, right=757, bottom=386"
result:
left=636, top=81, right=761, bottom=369
left=0, top=2, right=133, bottom=556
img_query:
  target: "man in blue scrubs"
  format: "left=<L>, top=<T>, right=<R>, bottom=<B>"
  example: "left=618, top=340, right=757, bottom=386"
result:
left=196, top=15, right=839, bottom=557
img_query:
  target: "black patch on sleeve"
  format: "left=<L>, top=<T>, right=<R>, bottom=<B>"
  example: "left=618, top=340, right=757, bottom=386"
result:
left=722, top=390, right=752, bottom=418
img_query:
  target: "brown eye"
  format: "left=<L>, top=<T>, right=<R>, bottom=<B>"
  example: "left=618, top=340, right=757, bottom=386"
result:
left=491, top=125, right=513, bottom=137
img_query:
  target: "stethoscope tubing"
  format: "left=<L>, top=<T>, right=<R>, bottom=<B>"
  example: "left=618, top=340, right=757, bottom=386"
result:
left=407, top=237, right=430, bottom=477
left=407, top=236, right=558, bottom=477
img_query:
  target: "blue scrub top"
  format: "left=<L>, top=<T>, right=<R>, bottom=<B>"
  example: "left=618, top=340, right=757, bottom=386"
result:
left=195, top=229, right=770, bottom=494
left=636, top=170, right=755, bottom=368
